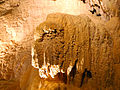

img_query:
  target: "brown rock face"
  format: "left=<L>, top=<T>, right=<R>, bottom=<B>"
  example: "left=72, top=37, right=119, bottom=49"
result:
left=34, top=13, right=120, bottom=89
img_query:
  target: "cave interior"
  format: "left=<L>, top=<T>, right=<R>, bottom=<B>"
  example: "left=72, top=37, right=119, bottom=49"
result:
left=0, top=0, right=120, bottom=90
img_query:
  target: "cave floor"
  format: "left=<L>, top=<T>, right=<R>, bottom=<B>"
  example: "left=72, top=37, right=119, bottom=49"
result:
left=0, top=80, right=20, bottom=90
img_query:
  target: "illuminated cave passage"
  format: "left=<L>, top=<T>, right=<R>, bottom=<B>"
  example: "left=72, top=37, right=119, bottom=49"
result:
left=0, top=0, right=120, bottom=90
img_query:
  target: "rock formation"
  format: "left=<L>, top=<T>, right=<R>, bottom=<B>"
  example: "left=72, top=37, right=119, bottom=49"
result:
left=33, top=13, right=120, bottom=89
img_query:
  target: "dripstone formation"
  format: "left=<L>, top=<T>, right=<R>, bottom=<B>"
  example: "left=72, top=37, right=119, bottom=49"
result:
left=33, top=13, right=120, bottom=89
